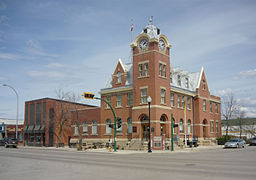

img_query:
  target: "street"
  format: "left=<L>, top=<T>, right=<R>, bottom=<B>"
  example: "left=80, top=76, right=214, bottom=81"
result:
left=0, top=146, right=255, bottom=180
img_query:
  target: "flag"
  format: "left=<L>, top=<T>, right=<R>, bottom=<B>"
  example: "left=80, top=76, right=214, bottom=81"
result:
left=131, top=23, right=133, bottom=31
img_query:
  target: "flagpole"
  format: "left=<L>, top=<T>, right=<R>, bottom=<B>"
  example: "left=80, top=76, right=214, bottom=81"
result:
left=131, top=19, right=133, bottom=43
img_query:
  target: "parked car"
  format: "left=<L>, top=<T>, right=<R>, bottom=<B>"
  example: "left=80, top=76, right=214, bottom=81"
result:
left=249, top=137, right=256, bottom=146
left=224, top=139, right=245, bottom=148
left=0, top=138, right=18, bottom=148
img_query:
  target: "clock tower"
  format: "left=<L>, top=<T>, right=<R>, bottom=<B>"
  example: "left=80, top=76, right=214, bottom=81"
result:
left=130, top=19, right=172, bottom=140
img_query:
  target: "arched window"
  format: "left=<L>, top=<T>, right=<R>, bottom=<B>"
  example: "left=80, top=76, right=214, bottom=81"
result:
left=117, top=71, right=121, bottom=83
left=83, top=121, right=88, bottom=134
left=179, top=119, right=183, bottom=133
left=127, top=117, right=132, bottom=134
left=188, top=119, right=191, bottom=134
left=92, top=120, right=97, bottom=135
left=106, top=119, right=112, bottom=134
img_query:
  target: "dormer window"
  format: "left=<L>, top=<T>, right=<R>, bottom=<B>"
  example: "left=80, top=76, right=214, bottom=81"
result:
left=144, top=29, right=147, bottom=33
left=178, top=75, right=181, bottom=86
left=117, top=71, right=121, bottom=83
left=185, top=78, right=189, bottom=88
left=170, top=73, right=173, bottom=83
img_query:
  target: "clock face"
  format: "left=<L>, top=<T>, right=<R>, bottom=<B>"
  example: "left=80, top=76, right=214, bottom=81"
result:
left=139, top=39, right=148, bottom=50
left=159, top=39, right=165, bottom=51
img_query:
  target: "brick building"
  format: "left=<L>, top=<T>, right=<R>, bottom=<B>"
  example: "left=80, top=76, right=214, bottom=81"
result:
left=23, top=98, right=95, bottom=147
left=94, top=20, right=221, bottom=150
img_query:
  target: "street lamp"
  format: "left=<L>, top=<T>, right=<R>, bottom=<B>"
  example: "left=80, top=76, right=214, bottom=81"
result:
left=2, top=84, right=19, bottom=139
left=147, top=96, right=152, bottom=153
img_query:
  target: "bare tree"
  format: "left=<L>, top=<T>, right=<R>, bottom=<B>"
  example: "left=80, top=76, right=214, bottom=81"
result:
left=235, top=109, right=246, bottom=139
left=66, top=92, right=83, bottom=150
left=222, top=92, right=239, bottom=141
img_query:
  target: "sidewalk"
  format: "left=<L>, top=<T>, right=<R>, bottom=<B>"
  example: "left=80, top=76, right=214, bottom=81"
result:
left=19, top=145, right=223, bottom=154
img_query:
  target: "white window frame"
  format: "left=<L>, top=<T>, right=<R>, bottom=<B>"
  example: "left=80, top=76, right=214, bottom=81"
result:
left=106, top=96, right=111, bottom=108
left=83, top=121, right=88, bottom=134
left=177, top=95, right=180, bottom=108
left=159, top=63, right=162, bottom=76
left=161, top=88, right=166, bottom=104
left=203, top=100, right=206, bottom=112
left=127, top=117, right=132, bottom=134
left=92, top=120, right=97, bottom=135
left=179, top=119, right=184, bottom=133
left=127, top=92, right=133, bottom=106
left=163, top=64, right=166, bottom=77
left=210, top=120, right=214, bottom=133
left=117, top=71, right=121, bottom=83
left=170, top=93, right=174, bottom=107
left=106, top=119, right=112, bottom=134
left=185, top=78, right=189, bottom=88
left=216, top=121, right=219, bottom=133
left=145, top=63, right=149, bottom=77
left=140, top=88, right=147, bottom=104
left=178, top=75, right=181, bottom=86
left=188, top=119, right=191, bottom=134
left=116, top=94, right=122, bottom=107
left=187, top=97, right=191, bottom=109
left=139, top=64, right=143, bottom=77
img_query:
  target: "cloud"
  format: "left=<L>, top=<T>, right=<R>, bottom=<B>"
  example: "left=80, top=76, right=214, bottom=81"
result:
left=0, top=52, right=21, bottom=60
left=26, top=39, right=58, bottom=58
left=27, top=70, right=66, bottom=78
left=233, top=69, right=256, bottom=80
left=46, top=62, right=66, bottom=68
left=0, top=76, right=5, bottom=81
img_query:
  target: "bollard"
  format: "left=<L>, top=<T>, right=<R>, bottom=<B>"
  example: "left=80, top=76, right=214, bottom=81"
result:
left=109, top=146, right=111, bottom=152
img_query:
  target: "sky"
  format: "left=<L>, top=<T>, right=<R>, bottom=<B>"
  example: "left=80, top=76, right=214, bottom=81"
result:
left=0, top=0, right=256, bottom=122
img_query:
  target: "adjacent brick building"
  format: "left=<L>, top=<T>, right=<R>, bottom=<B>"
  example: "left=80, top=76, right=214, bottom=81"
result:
left=23, top=98, right=95, bottom=147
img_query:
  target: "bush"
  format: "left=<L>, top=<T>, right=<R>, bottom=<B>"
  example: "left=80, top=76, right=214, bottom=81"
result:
left=216, top=135, right=233, bottom=145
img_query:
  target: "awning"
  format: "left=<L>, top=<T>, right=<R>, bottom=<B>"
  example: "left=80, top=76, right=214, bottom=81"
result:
left=34, top=125, right=41, bottom=133
left=40, top=125, right=45, bottom=133
left=27, top=125, right=34, bottom=133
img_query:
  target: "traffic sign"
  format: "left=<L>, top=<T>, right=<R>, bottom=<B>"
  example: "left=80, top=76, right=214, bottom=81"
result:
left=83, top=92, right=95, bottom=99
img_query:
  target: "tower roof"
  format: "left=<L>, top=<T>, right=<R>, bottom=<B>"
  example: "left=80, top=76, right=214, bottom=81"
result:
left=142, top=20, right=160, bottom=39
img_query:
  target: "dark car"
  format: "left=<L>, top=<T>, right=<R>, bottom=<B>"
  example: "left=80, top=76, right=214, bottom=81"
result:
left=250, top=137, right=256, bottom=146
left=0, top=138, right=18, bottom=148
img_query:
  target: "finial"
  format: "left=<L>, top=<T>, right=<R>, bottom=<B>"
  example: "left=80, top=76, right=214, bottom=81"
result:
left=149, top=16, right=153, bottom=24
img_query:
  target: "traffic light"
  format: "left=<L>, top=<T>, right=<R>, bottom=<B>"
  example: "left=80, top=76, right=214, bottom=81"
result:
left=117, top=118, right=122, bottom=129
left=83, top=92, right=94, bottom=99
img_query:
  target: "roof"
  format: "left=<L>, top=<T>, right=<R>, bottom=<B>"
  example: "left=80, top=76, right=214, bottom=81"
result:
left=25, top=97, right=98, bottom=108
left=0, top=118, right=24, bottom=125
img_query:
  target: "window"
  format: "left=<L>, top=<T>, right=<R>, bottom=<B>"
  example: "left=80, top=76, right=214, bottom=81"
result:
left=145, top=63, right=149, bottom=76
left=203, top=80, right=206, bottom=90
left=36, top=103, right=41, bottom=125
left=92, top=120, right=97, bottom=135
left=127, top=92, right=133, bottom=106
left=188, top=119, right=191, bottom=134
left=30, top=104, right=35, bottom=125
left=185, top=78, right=189, bottom=88
left=117, top=118, right=122, bottom=133
left=215, top=103, right=218, bottom=113
left=140, top=88, right=147, bottom=104
left=203, top=100, right=206, bottom=111
left=181, top=96, right=185, bottom=108
left=177, top=95, right=180, bottom=108
left=139, top=64, right=143, bottom=77
left=127, top=117, right=132, bottom=134
left=170, top=73, right=173, bottom=83
left=83, top=121, right=88, bottom=134
left=178, top=75, right=181, bottom=86
left=210, top=121, right=214, bottom=133
left=116, top=94, right=122, bottom=107
left=106, top=119, right=112, bottom=134
left=187, top=97, right=191, bottom=109
left=74, top=122, right=79, bottom=135
left=159, top=63, right=162, bottom=76
left=216, top=121, right=219, bottom=133
left=117, top=71, right=121, bottom=83
left=179, top=119, right=184, bottom=133
left=36, top=136, right=41, bottom=143
left=163, top=65, right=166, bottom=77
left=106, top=96, right=111, bottom=108
left=210, top=102, right=212, bottom=112
left=161, top=89, right=166, bottom=104
left=170, top=93, right=174, bottom=107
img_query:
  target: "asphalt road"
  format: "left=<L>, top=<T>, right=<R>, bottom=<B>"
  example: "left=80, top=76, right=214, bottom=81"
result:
left=0, top=146, right=255, bottom=180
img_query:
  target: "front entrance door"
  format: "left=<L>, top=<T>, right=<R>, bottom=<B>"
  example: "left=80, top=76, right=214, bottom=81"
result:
left=142, top=124, right=149, bottom=141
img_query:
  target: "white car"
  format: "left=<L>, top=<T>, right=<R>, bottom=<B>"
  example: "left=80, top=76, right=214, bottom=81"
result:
left=224, top=139, right=245, bottom=148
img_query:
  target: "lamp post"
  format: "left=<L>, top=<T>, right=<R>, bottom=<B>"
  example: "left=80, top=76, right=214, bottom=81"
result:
left=2, top=84, right=19, bottom=139
left=147, top=96, right=152, bottom=153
